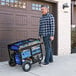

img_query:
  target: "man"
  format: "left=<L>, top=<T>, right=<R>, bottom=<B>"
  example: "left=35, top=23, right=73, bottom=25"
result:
left=39, top=5, right=55, bottom=65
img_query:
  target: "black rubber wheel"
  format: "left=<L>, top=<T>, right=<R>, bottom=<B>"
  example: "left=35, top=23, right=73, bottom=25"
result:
left=22, top=62, right=31, bottom=72
left=9, top=53, right=16, bottom=66
left=9, top=60, right=16, bottom=67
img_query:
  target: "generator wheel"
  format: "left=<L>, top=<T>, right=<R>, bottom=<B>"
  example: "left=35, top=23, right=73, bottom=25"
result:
left=22, top=61, right=31, bottom=72
left=9, top=60, right=16, bottom=67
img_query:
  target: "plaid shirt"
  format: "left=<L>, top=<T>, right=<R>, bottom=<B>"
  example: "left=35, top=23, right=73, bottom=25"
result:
left=39, top=13, right=55, bottom=37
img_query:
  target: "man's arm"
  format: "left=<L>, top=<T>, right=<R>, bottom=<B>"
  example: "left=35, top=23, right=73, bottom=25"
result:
left=39, top=18, right=42, bottom=37
left=49, top=14, right=55, bottom=40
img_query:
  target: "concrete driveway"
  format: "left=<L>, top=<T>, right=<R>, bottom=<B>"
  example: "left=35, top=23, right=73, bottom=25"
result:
left=0, top=54, right=76, bottom=76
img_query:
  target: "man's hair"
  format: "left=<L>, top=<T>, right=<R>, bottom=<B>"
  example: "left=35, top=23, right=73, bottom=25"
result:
left=41, top=5, right=48, bottom=8
left=41, top=5, right=49, bottom=12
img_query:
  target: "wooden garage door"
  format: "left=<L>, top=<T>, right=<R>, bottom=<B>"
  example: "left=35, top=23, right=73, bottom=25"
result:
left=0, top=0, right=54, bottom=61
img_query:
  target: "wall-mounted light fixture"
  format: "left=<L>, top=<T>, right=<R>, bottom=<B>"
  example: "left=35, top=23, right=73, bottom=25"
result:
left=63, top=3, right=69, bottom=9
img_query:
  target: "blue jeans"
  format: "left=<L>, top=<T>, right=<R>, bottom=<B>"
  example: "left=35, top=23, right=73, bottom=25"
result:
left=43, top=35, right=53, bottom=64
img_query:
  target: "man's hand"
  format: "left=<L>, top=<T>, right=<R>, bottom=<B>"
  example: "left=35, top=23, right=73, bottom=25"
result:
left=50, top=36, right=54, bottom=41
left=38, top=36, right=41, bottom=39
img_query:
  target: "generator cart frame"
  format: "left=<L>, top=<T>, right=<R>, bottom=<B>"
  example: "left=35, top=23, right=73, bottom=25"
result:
left=8, top=38, right=43, bottom=72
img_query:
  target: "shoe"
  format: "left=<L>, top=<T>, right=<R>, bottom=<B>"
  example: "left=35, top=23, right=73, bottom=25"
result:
left=42, top=62, right=49, bottom=65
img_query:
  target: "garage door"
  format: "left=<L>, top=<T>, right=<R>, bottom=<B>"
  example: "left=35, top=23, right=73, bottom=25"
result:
left=0, top=0, right=57, bottom=61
